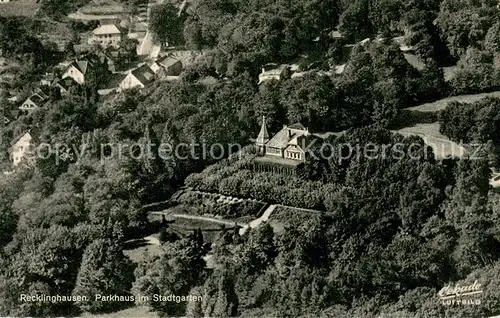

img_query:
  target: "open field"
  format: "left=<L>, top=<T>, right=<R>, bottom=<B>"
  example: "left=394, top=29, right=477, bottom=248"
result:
left=0, top=0, right=40, bottom=17
left=407, top=91, right=500, bottom=113
left=395, top=122, right=468, bottom=159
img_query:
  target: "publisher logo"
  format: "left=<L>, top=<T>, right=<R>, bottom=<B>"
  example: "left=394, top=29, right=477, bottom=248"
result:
left=438, top=280, right=483, bottom=306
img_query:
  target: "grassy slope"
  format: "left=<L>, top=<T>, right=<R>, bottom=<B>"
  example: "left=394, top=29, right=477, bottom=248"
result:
left=395, top=122, right=467, bottom=159
left=407, top=91, right=500, bottom=113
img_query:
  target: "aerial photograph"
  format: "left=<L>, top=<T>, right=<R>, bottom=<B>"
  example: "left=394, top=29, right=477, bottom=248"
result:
left=0, top=0, right=500, bottom=317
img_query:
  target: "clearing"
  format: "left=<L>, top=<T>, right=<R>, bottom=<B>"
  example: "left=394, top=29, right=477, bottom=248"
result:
left=395, top=122, right=467, bottom=159
left=407, top=91, right=500, bottom=113
left=123, top=234, right=163, bottom=263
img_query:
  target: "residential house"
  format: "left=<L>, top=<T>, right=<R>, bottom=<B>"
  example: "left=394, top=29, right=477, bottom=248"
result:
left=98, top=73, right=126, bottom=96
left=2, top=109, right=18, bottom=125
left=258, top=64, right=291, bottom=84
left=118, top=64, right=155, bottom=91
left=255, top=116, right=316, bottom=163
left=7, top=95, right=19, bottom=103
left=40, top=73, right=56, bottom=86
left=95, top=51, right=118, bottom=72
left=88, top=24, right=123, bottom=48
left=19, top=93, right=48, bottom=113
left=62, top=60, right=90, bottom=84
left=55, top=77, right=78, bottom=95
left=150, top=55, right=183, bottom=76
left=10, top=132, right=33, bottom=167
left=329, top=30, right=344, bottom=40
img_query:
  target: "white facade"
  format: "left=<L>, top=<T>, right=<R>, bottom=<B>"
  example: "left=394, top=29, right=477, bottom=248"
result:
left=19, top=98, right=38, bottom=111
left=10, top=133, right=32, bottom=167
left=88, top=25, right=122, bottom=48
left=62, top=65, right=85, bottom=84
left=119, top=73, right=145, bottom=91
left=19, top=94, right=46, bottom=113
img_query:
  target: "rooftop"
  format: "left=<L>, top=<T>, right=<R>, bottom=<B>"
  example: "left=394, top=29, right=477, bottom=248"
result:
left=156, top=55, right=181, bottom=68
left=266, top=124, right=311, bottom=150
left=131, top=64, right=155, bottom=85
left=92, top=24, right=121, bottom=35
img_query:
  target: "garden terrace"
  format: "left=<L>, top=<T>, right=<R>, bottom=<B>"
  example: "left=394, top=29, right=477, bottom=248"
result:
left=185, top=157, right=336, bottom=210
left=253, top=156, right=303, bottom=176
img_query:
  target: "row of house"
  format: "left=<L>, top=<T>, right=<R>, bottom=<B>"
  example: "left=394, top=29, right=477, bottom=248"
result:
left=16, top=52, right=184, bottom=112
left=7, top=52, right=184, bottom=167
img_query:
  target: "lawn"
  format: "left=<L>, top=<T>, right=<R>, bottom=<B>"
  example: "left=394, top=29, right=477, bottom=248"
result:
left=395, top=122, right=468, bottom=159
left=406, top=91, right=500, bottom=113
left=0, top=0, right=40, bottom=17
left=123, top=234, right=163, bottom=263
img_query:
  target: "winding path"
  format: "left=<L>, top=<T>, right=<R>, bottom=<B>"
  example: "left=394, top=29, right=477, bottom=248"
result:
left=239, top=204, right=277, bottom=235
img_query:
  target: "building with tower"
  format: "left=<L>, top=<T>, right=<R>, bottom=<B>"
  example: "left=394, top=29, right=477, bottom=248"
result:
left=255, top=116, right=317, bottom=163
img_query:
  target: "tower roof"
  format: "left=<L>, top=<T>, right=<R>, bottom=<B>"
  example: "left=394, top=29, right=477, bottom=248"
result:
left=256, top=116, right=269, bottom=144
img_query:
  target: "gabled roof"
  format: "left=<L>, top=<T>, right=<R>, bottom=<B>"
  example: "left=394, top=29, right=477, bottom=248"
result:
left=11, top=132, right=32, bottom=147
left=56, top=76, right=78, bottom=91
left=292, top=134, right=319, bottom=152
left=66, top=60, right=90, bottom=75
left=76, top=60, right=89, bottom=74
left=24, top=93, right=47, bottom=106
left=266, top=123, right=310, bottom=149
left=156, top=55, right=181, bottom=68
left=103, top=73, right=126, bottom=89
left=92, top=24, right=122, bottom=36
left=131, top=64, right=155, bottom=86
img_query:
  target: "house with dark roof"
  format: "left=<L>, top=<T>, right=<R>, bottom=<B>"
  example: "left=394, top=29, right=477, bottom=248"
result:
left=255, top=116, right=317, bottom=163
left=55, top=76, right=79, bottom=95
left=150, top=55, right=183, bottom=76
left=2, top=108, right=18, bottom=125
left=98, top=73, right=126, bottom=96
left=62, top=59, right=90, bottom=84
left=19, top=93, right=48, bottom=113
left=118, top=64, right=155, bottom=91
